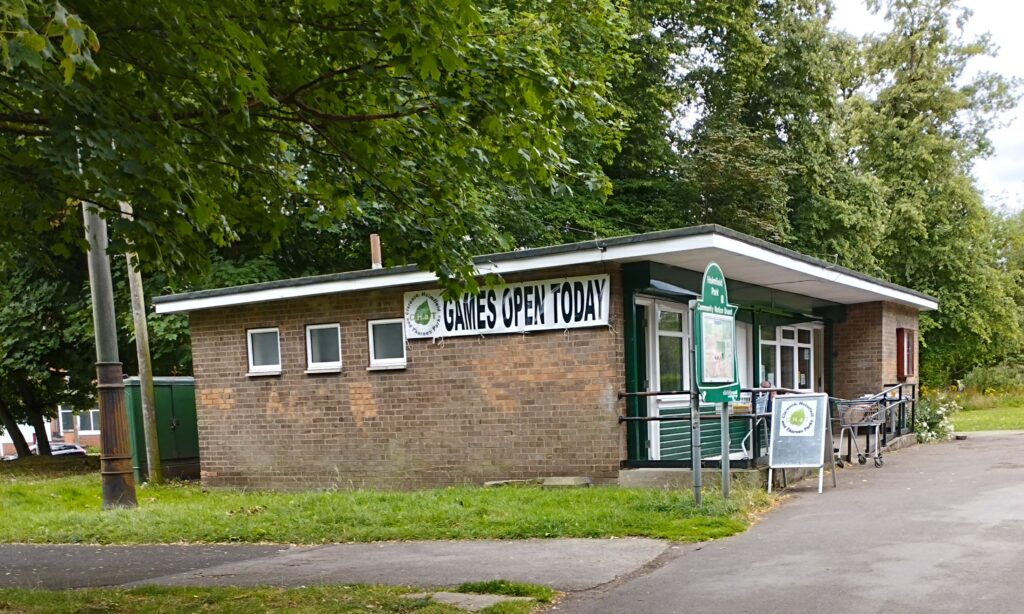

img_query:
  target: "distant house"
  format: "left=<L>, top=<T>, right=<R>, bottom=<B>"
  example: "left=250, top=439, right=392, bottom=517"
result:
left=1, top=419, right=52, bottom=457
left=52, top=406, right=101, bottom=450
left=154, top=224, right=935, bottom=490
left=1, top=407, right=102, bottom=457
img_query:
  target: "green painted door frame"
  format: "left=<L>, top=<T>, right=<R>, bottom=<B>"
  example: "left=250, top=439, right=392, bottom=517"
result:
left=622, top=262, right=651, bottom=461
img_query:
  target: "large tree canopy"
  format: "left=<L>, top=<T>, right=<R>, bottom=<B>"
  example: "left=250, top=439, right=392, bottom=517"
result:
left=1, top=0, right=629, bottom=292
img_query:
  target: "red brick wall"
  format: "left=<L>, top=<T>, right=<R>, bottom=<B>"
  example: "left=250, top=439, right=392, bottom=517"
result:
left=833, top=301, right=920, bottom=398
left=190, top=264, right=626, bottom=489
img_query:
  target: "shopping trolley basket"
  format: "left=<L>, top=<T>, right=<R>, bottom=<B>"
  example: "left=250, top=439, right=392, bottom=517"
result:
left=831, top=398, right=887, bottom=468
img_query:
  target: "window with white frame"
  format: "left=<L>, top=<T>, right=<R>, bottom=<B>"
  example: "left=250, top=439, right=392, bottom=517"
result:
left=368, top=319, right=406, bottom=369
left=759, top=324, right=816, bottom=391
left=655, top=306, right=688, bottom=392
left=306, top=323, right=342, bottom=372
left=59, top=407, right=101, bottom=434
left=247, top=327, right=282, bottom=375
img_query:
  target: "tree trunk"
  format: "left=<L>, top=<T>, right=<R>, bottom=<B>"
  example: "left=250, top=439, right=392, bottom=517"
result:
left=28, top=408, right=52, bottom=456
left=0, top=403, right=32, bottom=458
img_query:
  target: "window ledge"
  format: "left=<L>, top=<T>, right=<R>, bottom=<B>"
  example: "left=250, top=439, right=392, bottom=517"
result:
left=247, top=370, right=282, bottom=377
left=305, top=367, right=342, bottom=375
left=367, top=364, right=407, bottom=371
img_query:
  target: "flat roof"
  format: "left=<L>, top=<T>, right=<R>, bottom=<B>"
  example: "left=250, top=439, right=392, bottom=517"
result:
left=153, top=224, right=939, bottom=313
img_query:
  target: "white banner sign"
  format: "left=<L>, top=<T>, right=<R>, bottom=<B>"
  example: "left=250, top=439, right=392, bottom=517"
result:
left=404, top=274, right=610, bottom=339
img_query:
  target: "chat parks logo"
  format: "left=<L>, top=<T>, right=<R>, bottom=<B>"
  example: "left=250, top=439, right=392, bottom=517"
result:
left=779, top=401, right=815, bottom=437
left=405, top=292, right=442, bottom=337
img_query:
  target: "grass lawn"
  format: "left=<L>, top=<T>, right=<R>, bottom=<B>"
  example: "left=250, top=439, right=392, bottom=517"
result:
left=0, top=458, right=774, bottom=545
left=0, top=584, right=547, bottom=614
left=953, top=404, right=1024, bottom=431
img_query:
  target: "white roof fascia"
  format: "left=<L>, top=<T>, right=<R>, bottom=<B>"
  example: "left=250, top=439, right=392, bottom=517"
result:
left=154, top=231, right=937, bottom=313
left=709, top=235, right=939, bottom=311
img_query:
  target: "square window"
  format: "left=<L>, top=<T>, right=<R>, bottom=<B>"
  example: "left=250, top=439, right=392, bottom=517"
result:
left=781, top=328, right=796, bottom=341
left=797, top=329, right=811, bottom=344
left=247, top=328, right=282, bottom=375
left=760, top=326, right=777, bottom=342
left=77, top=409, right=100, bottom=433
left=368, top=319, right=406, bottom=369
left=306, top=324, right=342, bottom=372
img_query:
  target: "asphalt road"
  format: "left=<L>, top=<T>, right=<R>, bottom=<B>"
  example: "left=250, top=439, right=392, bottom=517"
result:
left=558, top=431, right=1024, bottom=614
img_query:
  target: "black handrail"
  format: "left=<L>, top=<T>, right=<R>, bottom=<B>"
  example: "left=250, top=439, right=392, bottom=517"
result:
left=618, top=387, right=805, bottom=399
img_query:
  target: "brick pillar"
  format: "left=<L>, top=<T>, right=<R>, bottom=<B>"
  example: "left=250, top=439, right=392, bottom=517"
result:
left=833, top=301, right=920, bottom=399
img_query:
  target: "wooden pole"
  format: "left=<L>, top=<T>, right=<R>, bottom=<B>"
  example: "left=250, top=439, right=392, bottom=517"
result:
left=120, top=203, right=163, bottom=484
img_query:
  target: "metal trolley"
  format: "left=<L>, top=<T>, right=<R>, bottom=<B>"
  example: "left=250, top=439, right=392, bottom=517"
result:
left=831, top=398, right=887, bottom=468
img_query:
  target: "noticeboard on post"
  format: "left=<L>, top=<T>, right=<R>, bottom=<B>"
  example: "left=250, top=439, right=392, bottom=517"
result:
left=768, top=393, right=830, bottom=469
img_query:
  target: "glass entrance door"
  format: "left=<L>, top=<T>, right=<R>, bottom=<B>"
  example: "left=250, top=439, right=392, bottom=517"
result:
left=637, top=298, right=690, bottom=460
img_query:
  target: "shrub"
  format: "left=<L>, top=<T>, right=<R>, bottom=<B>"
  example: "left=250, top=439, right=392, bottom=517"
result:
left=915, top=390, right=960, bottom=443
left=963, top=363, right=1024, bottom=394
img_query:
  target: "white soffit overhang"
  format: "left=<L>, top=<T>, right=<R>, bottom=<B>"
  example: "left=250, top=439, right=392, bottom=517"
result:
left=154, top=231, right=938, bottom=314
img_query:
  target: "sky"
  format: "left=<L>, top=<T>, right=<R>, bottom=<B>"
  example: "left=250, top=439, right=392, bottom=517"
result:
left=831, top=0, right=1024, bottom=212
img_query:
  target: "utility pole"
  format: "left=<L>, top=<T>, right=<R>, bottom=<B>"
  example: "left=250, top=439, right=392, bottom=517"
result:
left=82, top=203, right=138, bottom=509
left=120, top=203, right=163, bottom=484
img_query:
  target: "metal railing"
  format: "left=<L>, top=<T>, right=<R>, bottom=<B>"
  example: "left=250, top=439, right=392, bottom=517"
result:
left=618, top=384, right=919, bottom=469
left=617, top=387, right=803, bottom=469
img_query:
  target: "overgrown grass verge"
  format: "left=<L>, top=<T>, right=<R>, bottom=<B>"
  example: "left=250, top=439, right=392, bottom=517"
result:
left=0, top=584, right=500, bottom=613
left=455, top=580, right=555, bottom=603
left=955, top=392, right=1024, bottom=413
left=0, top=455, right=99, bottom=479
left=0, top=471, right=774, bottom=544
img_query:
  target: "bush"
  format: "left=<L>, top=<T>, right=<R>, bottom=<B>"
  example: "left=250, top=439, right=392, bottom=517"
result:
left=915, top=390, right=960, bottom=443
left=963, top=362, right=1024, bottom=394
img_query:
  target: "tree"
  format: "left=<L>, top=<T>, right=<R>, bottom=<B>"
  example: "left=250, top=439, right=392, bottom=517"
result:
left=845, top=0, right=1021, bottom=383
left=1, top=0, right=630, bottom=294
left=0, top=258, right=95, bottom=454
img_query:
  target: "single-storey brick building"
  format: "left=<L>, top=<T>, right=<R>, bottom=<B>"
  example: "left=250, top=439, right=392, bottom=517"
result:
left=154, top=225, right=936, bottom=489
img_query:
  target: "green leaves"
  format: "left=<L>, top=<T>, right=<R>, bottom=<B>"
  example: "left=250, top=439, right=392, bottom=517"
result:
left=0, top=0, right=630, bottom=297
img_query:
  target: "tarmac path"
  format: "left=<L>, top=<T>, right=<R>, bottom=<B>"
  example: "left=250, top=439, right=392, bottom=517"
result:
left=557, top=431, right=1024, bottom=613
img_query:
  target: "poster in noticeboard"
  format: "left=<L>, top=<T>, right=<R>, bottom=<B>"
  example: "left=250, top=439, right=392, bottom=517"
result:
left=700, top=311, right=735, bottom=383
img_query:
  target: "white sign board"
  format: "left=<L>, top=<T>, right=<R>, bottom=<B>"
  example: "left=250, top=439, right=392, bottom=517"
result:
left=768, top=393, right=829, bottom=467
left=768, top=393, right=834, bottom=493
left=404, top=274, right=610, bottom=339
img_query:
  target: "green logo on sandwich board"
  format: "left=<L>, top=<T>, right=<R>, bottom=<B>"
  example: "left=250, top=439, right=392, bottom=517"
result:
left=789, top=408, right=807, bottom=426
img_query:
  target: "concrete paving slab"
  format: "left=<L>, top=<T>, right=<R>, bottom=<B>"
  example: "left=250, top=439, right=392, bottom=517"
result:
left=407, top=591, right=534, bottom=611
left=559, top=431, right=1024, bottom=614
left=0, top=545, right=293, bottom=589
left=134, top=538, right=668, bottom=591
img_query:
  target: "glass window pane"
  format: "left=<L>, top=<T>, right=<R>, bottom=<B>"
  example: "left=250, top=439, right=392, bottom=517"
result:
left=798, top=347, right=812, bottom=389
left=760, top=326, right=776, bottom=341
left=91, top=410, right=101, bottom=431
left=310, top=327, right=340, bottom=364
left=60, top=410, right=74, bottom=432
left=797, top=329, right=811, bottom=344
left=372, top=322, right=404, bottom=360
left=658, top=335, right=684, bottom=391
left=781, top=346, right=795, bottom=389
left=760, top=344, right=777, bottom=385
left=781, top=328, right=795, bottom=341
left=658, top=310, right=682, bottom=332
left=251, top=331, right=280, bottom=367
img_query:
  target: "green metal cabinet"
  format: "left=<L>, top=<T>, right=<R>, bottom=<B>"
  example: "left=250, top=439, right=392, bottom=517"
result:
left=124, top=376, right=199, bottom=481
